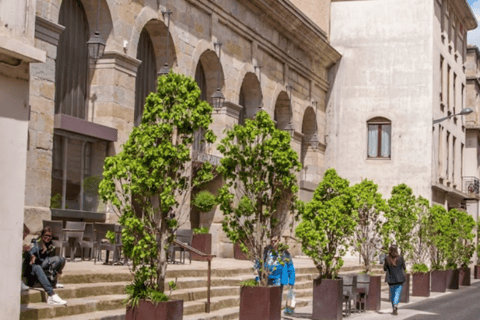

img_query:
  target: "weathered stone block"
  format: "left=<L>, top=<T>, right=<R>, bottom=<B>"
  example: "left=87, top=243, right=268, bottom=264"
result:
left=24, top=206, right=52, bottom=236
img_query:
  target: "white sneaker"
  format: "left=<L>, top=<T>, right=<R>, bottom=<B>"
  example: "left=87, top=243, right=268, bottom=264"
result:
left=21, top=281, right=29, bottom=291
left=55, top=283, right=64, bottom=289
left=47, top=294, right=67, bottom=305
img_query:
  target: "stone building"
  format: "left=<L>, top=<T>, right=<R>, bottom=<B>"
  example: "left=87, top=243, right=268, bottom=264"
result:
left=327, top=0, right=477, bottom=210
left=23, top=0, right=340, bottom=257
left=0, top=0, right=46, bottom=317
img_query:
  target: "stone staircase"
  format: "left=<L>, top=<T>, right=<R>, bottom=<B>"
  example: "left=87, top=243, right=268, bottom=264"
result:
left=20, top=263, right=385, bottom=320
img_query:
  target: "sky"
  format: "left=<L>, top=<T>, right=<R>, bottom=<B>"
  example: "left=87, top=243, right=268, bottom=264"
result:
left=468, top=0, right=480, bottom=48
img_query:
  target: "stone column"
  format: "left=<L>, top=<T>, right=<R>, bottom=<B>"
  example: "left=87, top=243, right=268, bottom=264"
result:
left=24, top=17, right=65, bottom=235
left=466, top=199, right=479, bottom=266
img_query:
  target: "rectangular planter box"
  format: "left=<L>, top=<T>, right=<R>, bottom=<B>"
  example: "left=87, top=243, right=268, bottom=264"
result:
left=191, top=233, right=211, bottom=261
left=475, top=266, right=480, bottom=279
left=365, top=275, right=381, bottom=311
left=459, top=267, right=471, bottom=286
left=431, top=270, right=447, bottom=292
left=446, top=269, right=459, bottom=290
left=312, top=278, right=343, bottom=320
left=126, top=299, right=183, bottom=320
left=234, top=243, right=249, bottom=260
left=239, top=286, right=282, bottom=320
left=412, top=272, right=430, bottom=297
left=388, top=273, right=409, bottom=303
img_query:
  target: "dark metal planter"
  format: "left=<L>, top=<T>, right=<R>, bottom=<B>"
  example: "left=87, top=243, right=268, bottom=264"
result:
left=430, top=270, right=447, bottom=292
left=446, top=269, right=460, bottom=289
left=191, top=233, right=212, bottom=261
left=365, top=275, right=381, bottom=311
left=412, top=272, right=430, bottom=297
left=234, top=243, right=249, bottom=260
left=459, top=267, right=471, bottom=286
left=239, top=286, right=282, bottom=320
left=388, top=273, right=409, bottom=303
left=475, top=266, right=480, bottom=279
left=312, top=278, right=343, bottom=320
left=126, top=299, right=183, bottom=320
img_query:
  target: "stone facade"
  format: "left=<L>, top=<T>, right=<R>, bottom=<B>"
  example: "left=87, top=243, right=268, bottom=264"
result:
left=0, top=0, right=46, bottom=318
left=328, top=0, right=476, bottom=209
left=24, top=0, right=340, bottom=257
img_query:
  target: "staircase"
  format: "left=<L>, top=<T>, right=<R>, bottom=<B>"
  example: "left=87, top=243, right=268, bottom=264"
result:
left=20, top=262, right=384, bottom=320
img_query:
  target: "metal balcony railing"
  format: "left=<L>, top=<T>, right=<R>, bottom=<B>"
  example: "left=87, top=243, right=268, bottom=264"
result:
left=463, top=176, right=480, bottom=195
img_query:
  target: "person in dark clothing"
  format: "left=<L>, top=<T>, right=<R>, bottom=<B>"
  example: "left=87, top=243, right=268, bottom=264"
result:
left=384, top=245, right=406, bottom=316
left=26, top=226, right=67, bottom=305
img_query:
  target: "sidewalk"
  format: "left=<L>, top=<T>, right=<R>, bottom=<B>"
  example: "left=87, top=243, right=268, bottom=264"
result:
left=282, top=279, right=480, bottom=320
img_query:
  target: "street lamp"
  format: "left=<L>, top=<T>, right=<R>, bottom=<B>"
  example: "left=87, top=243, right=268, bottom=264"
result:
left=87, top=0, right=106, bottom=62
left=433, top=108, right=473, bottom=124
left=158, top=9, right=173, bottom=76
left=285, top=85, right=295, bottom=137
left=310, top=100, right=320, bottom=150
left=211, top=41, right=225, bottom=110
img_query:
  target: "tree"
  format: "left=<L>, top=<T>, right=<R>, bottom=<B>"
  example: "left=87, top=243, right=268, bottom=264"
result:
left=295, top=168, right=357, bottom=279
left=427, top=205, right=452, bottom=270
left=381, top=184, right=418, bottom=261
left=216, top=110, right=301, bottom=287
left=446, top=209, right=475, bottom=268
left=99, top=72, right=216, bottom=303
left=410, top=196, right=430, bottom=271
left=350, top=179, right=388, bottom=273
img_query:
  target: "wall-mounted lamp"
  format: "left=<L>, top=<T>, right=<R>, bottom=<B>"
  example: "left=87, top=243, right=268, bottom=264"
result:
left=285, top=85, right=295, bottom=137
left=158, top=9, right=173, bottom=76
left=433, top=108, right=473, bottom=124
left=87, top=0, right=106, bottom=62
left=310, top=100, right=320, bottom=150
left=211, top=41, right=225, bottom=110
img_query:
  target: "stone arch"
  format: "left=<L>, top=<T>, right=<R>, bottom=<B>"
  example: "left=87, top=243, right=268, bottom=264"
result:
left=188, top=40, right=215, bottom=77
left=273, top=91, right=291, bottom=130
left=194, top=50, right=225, bottom=105
left=238, top=72, right=262, bottom=123
left=44, top=0, right=115, bottom=49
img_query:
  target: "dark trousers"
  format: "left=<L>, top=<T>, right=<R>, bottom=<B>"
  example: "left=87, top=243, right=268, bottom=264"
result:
left=30, top=256, right=65, bottom=296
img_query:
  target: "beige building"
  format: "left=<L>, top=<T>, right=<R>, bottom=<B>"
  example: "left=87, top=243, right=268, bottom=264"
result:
left=23, top=0, right=340, bottom=258
left=327, top=0, right=477, bottom=210
left=0, top=0, right=46, bottom=317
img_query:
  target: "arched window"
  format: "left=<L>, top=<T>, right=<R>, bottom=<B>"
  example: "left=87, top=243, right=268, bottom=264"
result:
left=55, top=0, right=90, bottom=119
left=367, top=117, right=391, bottom=158
left=134, top=29, right=157, bottom=126
left=193, top=62, right=207, bottom=152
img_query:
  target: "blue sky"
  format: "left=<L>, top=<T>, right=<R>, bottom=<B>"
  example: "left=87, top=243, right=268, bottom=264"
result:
left=468, top=0, right=480, bottom=47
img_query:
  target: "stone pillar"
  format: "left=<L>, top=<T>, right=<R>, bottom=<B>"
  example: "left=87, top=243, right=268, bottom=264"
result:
left=24, top=17, right=65, bottom=235
left=209, top=101, right=242, bottom=258
left=466, top=199, right=479, bottom=266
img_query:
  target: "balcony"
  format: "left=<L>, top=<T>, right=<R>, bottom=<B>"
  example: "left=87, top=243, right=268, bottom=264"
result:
left=192, top=151, right=222, bottom=167
left=463, top=176, right=480, bottom=195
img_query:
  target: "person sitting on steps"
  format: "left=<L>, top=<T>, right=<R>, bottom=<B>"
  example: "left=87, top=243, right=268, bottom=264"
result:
left=26, top=226, right=67, bottom=305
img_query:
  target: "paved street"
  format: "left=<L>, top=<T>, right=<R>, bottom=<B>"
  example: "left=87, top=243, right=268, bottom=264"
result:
left=283, top=279, right=480, bottom=320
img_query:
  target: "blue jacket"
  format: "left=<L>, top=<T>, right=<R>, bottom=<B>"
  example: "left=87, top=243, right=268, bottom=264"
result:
left=27, top=239, right=56, bottom=265
left=255, top=247, right=295, bottom=286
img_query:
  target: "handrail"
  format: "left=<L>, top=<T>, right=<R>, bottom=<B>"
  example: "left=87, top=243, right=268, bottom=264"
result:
left=173, top=239, right=216, bottom=313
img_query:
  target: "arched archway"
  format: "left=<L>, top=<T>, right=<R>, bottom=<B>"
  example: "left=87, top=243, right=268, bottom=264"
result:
left=195, top=50, right=225, bottom=105
left=301, top=106, right=316, bottom=164
left=238, top=72, right=261, bottom=125
left=274, top=91, right=290, bottom=130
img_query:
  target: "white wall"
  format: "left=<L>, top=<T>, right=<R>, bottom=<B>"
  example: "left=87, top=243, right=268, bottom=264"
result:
left=327, top=0, right=433, bottom=199
left=0, top=63, right=30, bottom=320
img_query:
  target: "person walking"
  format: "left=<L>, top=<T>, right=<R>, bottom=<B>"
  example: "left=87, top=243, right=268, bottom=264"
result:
left=384, top=245, right=406, bottom=316
left=26, top=226, right=67, bottom=305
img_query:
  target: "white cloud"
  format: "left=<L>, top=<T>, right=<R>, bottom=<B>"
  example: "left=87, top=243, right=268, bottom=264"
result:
left=468, top=1, right=480, bottom=48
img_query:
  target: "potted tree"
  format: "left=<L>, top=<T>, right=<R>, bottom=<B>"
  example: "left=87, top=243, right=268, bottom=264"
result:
left=427, top=205, right=450, bottom=292
left=99, top=72, right=217, bottom=320
left=475, top=221, right=480, bottom=280
left=381, top=184, right=418, bottom=303
left=350, top=179, right=387, bottom=311
left=216, top=110, right=301, bottom=320
left=450, top=209, right=475, bottom=287
left=190, top=190, right=216, bottom=261
left=296, top=169, right=357, bottom=320
left=411, top=197, right=431, bottom=297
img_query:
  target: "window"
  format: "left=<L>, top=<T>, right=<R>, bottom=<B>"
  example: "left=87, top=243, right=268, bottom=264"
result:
left=440, top=55, right=444, bottom=104
left=55, top=0, right=90, bottom=119
left=453, top=73, right=457, bottom=112
left=367, top=118, right=391, bottom=159
left=453, top=136, right=456, bottom=184
left=447, top=65, right=451, bottom=108
left=134, top=29, right=157, bottom=126
left=446, top=131, right=450, bottom=179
